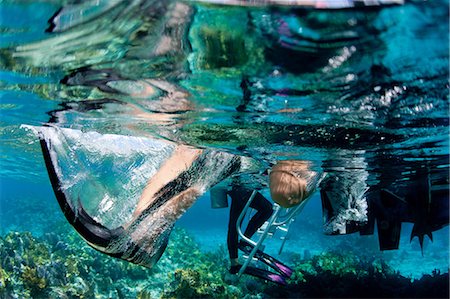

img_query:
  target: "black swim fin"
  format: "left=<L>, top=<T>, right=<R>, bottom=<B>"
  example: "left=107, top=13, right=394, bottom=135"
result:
left=39, top=134, right=166, bottom=268
left=239, top=242, right=293, bottom=278
left=243, top=265, right=287, bottom=286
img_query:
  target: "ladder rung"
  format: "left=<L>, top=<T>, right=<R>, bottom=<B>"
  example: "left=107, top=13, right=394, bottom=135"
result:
left=243, top=256, right=259, bottom=262
left=277, top=227, right=288, bottom=232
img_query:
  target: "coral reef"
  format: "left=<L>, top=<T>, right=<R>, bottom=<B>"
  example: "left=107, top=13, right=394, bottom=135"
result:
left=0, top=229, right=153, bottom=298
left=158, top=229, right=267, bottom=299
left=0, top=227, right=261, bottom=299
left=265, top=251, right=449, bottom=298
left=0, top=228, right=448, bottom=299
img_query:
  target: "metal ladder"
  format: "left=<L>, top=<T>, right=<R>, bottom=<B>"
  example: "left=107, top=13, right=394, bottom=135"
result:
left=236, top=190, right=308, bottom=276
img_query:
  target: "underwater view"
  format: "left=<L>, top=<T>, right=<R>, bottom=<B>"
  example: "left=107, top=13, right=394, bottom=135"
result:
left=0, top=0, right=449, bottom=298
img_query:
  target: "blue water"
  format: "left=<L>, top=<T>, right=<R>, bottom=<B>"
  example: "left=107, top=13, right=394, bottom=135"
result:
left=0, top=0, right=449, bottom=296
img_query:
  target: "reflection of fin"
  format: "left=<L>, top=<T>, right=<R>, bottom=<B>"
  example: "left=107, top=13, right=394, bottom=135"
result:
left=47, top=99, right=123, bottom=124
left=46, top=7, right=63, bottom=33
left=376, top=219, right=401, bottom=250
left=243, top=266, right=287, bottom=286
left=408, top=173, right=434, bottom=254
left=410, top=228, right=433, bottom=255
left=60, top=68, right=123, bottom=94
left=46, top=1, right=122, bottom=33
left=239, top=242, right=293, bottom=278
left=377, top=189, right=403, bottom=250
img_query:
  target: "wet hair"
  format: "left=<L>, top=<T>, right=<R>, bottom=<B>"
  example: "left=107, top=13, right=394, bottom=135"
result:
left=269, top=160, right=312, bottom=208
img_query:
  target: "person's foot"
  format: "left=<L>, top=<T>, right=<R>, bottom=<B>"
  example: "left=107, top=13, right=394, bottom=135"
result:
left=229, top=264, right=241, bottom=274
left=238, top=240, right=253, bottom=252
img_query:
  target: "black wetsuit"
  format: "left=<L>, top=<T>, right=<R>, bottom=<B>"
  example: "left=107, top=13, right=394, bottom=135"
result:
left=227, top=185, right=273, bottom=260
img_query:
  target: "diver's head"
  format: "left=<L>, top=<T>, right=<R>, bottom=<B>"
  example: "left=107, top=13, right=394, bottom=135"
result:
left=269, top=160, right=314, bottom=208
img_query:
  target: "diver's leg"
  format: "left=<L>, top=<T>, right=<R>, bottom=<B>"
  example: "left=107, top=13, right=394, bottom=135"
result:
left=123, top=145, right=202, bottom=229
left=244, top=192, right=273, bottom=238
left=227, top=192, right=247, bottom=261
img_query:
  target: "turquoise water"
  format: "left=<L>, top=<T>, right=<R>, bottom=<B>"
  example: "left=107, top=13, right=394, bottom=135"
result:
left=0, top=0, right=449, bottom=298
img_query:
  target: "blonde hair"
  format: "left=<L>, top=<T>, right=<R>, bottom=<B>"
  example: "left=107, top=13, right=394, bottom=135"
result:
left=269, top=160, right=312, bottom=208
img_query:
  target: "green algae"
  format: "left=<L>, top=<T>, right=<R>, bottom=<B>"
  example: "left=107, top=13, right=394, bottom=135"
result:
left=1, top=228, right=447, bottom=298
left=163, top=268, right=225, bottom=298
left=0, top=266, right=10, bottom=291
left=0, top=228, right=225, bottom=298
left=0, top=227, right=265, bottom=298
left=21, top=266, right=47, bottom=292
left=0, top=230, right=152, bottom=298
left=289, top=250, right=391, bottom=284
